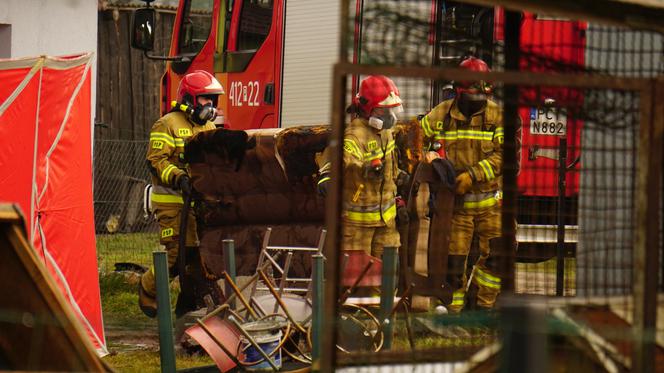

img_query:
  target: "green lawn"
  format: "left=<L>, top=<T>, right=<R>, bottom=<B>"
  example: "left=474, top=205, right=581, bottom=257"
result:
left=97, top=233, right=214, bottom=371
left=97, top=232, right=160, bottom=273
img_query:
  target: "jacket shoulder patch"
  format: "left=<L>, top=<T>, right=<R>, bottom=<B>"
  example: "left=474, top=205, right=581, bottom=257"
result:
left=178, top=128, right=192, bottom=137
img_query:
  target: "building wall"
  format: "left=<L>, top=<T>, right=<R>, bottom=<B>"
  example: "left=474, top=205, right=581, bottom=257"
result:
left=0, top=0, right=97, bottom=140
left=0, top=0, right=97, bottom=59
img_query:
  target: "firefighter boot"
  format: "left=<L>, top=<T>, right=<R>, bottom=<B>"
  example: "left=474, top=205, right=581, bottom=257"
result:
left=138, top=271, right=158, bottom=318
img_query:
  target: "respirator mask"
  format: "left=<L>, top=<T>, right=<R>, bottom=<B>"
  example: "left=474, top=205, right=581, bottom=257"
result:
left=456, top=80, right=490, bottom=118
left=368, top=105, right=403, bottom=130
left=191, top=103, right=217, bottom=125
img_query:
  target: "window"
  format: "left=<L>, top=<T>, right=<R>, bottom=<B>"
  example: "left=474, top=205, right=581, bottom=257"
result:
left=0, top=24, right=10, bottom=58
left=178, top=0, right=214, bottom=56
left=237, top=0, right=273, bottom=51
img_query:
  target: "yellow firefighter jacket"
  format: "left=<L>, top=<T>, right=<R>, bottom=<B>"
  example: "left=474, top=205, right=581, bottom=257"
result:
left=146, top=111, right=216, bottom=207
left=420, top=98, right=504, bottom=207
left=340, top=118, right=399, bottom=227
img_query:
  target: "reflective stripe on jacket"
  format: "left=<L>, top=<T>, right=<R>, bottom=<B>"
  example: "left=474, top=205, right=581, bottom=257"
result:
left=335, top=118, right=399, bottom=227
left=420, top=98, right=504, bottom=194
left=146, top=111, right=215, bottom=207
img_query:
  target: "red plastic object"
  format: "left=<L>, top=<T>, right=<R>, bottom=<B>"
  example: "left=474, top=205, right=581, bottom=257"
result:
left=185, top=317, right=242, bottom=372
left=340, top=251, right=383, bottom=288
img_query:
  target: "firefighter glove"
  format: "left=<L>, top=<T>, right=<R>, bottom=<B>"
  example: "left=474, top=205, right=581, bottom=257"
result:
left=455, top=172, right=473, bottom=195
left=317, top=173, right=330, bottom=197
left=395, top=196, right=409, bottom=226
left=177, top=174, right=192, bottom=196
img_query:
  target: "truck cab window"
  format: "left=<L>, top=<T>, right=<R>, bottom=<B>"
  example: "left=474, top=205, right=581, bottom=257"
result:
left=178, top=0, right=214, bottom=56
left=237, top=0, right=273, bottom=51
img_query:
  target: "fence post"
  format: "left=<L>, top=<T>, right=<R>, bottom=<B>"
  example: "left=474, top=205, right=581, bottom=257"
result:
left=632, top=78, right=662, bottom=373
left=222, top=239, right=236, bottom=308
left=500, top=297, right=548, bottom=373
left=153, top=251, right=176, bottom=373
left=380, top=246, right=398, bottom=350
left=312, top=253, right=325, bottom=371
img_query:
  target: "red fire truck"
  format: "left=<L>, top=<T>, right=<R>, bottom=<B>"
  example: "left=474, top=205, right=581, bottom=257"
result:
left=131, top=0, right=586, bottom=260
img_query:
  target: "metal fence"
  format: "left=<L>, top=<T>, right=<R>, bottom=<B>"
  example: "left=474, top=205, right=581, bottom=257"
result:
left=321, top=1, right=663, bottom=371
left=93, top=139, right=159, bottom=273
left=94, top=5, right=176, bottom=274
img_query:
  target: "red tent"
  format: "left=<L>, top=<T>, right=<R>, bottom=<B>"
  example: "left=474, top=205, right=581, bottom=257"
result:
left=0, top=54, right=106, bottom=355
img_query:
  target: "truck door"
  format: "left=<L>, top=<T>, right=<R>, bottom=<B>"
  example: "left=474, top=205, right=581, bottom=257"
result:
left=164, top=0, right=218, bottom=115
left=224, top=0, right=278, bottom=130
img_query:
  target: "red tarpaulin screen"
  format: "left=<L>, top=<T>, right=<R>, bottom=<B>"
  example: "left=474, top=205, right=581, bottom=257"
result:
left=0, top=54, right=106, bottom=355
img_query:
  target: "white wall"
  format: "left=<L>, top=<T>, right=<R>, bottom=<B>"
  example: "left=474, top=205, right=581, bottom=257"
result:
left=0, top=0, right=97, bottom=127
left=0, top=0, right=97, bottom=59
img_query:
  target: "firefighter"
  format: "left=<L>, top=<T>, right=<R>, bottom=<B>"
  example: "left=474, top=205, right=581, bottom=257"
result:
left=318, top=75, right=403, bottom=258
left=420, top=57, right=507, bottom=313
left=139, top=70, right=224, bottom=318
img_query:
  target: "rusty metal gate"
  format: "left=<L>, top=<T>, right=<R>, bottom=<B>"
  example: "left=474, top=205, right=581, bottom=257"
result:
left=321, top=1, right=663, bottom=371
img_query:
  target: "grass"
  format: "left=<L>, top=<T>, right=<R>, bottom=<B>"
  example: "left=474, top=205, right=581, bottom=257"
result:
left=98, top=233, right=214, bottom=371
left=103, top=350, right=214, bottom=373
left=97, top=232, right=160, bottom=273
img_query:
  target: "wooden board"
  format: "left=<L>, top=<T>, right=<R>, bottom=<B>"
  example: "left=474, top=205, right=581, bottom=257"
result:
left=0, top=204, right=109, bottom=371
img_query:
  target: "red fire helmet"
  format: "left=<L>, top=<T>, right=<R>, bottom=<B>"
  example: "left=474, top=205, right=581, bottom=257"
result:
left=456, top=57, right=492, bottom=95
left=176, top=70, right=225, bottom=106
left=354, top=75, right=403, bottom=117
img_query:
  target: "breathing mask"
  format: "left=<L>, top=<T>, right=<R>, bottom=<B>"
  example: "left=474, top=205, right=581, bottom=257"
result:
left=368, top=105, right=402, bottom=130
left=171, top=100, right=218, bottom=125
left=457, top=92, right=487, bottom=118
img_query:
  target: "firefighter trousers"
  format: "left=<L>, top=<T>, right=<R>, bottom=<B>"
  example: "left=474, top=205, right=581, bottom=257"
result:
left=447, top=203, right=502, bottom=313
left=140, top=204, right=199, bottom=297
left=341, top=220, right=401, bottom=259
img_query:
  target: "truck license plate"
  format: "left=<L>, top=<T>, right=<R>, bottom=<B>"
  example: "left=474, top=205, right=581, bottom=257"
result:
left=529, top=107, right=567, bottom=136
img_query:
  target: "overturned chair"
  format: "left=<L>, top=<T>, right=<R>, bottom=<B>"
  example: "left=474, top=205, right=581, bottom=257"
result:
left=185, top=227, right=326, bottom=371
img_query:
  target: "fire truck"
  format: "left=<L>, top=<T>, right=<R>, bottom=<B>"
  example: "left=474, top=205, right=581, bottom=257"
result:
left=130, top=0, right=594, bottom=262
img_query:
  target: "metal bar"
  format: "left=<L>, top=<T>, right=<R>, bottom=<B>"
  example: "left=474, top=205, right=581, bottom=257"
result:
left=257, top=270, right=307, bottom=334
left=379, top=247, right=398, bottom=350
left=256, top=287, right=309, bottom=293
left=316, top=229, right=327, bottom=253
left=334, top=62, right=649, bottom=91
left=263, top=251, right=284, bottom=275
left=556, top=137, right=567, bottom=296
left=201, top=257, right=279, bottom=323
left=265, top=246, right=321, bottom=252
left=153, top=251, right=176, bottom=373
left=339, top=260, right=374, bottom=304
left=500, top=10, right=521, bottom=293
left=223, top=239, right=236, bottom=308
left=222, top=272, right=258, bottom=320
left=321, top=60, right=347, bottom=372
left=460, top=0, right=664, bottom=34
left=275, top=252, right=293, bottom=313
left=251, top=228, right=272, bottom=297
left=500, top=299, right=548, bottom=373
left=312, top=254, right=325, bottom=371
left=403, top=300, right=415, bottom=351
left=228, top=317, right=279, bottom=371
left=632, top=79, right=663, bottom=373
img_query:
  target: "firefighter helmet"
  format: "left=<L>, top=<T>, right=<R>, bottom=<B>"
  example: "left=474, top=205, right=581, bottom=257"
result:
left=354, top=75, right=403, bottom=117
left=176, top=70, right=225, bottom=107
left=176, top=70, right=224, bottom=125
left=456, top=57, right=492, bottom=95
